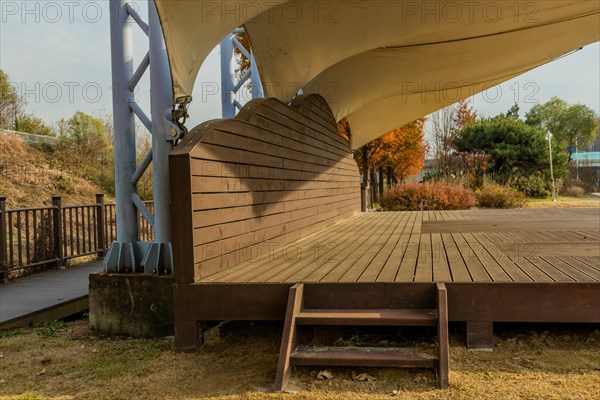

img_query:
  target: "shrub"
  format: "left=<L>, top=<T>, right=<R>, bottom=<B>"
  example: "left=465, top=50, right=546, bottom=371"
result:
left=476, top=183, right=526, bottom=208
left=567, top=168, right=599, bottom=192
left=504, top=173, right=550, bottom=198
left=566, top=186, right=585, bottom=197
left=53, top=173, right=75, bottom=194
left=380, top=182, right=476, bottom=211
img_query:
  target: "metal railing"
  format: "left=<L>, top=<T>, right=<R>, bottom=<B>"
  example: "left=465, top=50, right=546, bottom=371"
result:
left=0, top=195, right=154, bottom=280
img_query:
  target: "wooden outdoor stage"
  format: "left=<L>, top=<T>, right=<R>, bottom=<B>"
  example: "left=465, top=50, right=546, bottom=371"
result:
left=170, top=95, right=598, bottom=363
left=175, top=208, right=600, bottom=331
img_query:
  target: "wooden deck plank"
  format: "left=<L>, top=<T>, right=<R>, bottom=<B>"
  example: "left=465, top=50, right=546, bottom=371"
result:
left=573, top=256, right=600, bottom=272
left=552, top=256, right=600, bottom=282
left=431, top=233, right=452, bottom=282
left=572, top=230, right=600, bottom=240
left=422, top=219, right=600, bottom=233
left=525, top=257, right=576, bottom=282
left=320, top=213, right=402, bottom=282
left=288, top=213, right=392, bottom=282
left=482, top=232, right=508, bottom=244
left=509, top=257, right=554, bottom=282
left=551, top=230, right=586, bottom=241
left=441, top=233, right=472, bottom=282
left=543, top=230, right=577, bottom=242
left=272, top=213, right=388, bottom=283
left=256, top=218, right=366, bottom=282
left=376, top=212, right=417, bottom=282
left=395, top=212, right=423, bottom=282
left=506, top=231, right=540, bottom=244
left=499, top=231, right=521, bottom=243
left=273, top=213, right=388, bottom=282
left=414, top=231, right=434, bottom=282
left=463, top=233, right=512, bottom=282
left=524, top=231, right=555, bottom=242
left=356, top=212, right=412, bottom=282
left=454, top=210, right=469, bottom=221
left=490, top=232, right=540, bottom=260
left=497, top=242, right=600, bottom=257
left=441, top=210, right=457, bottom=221
left=451, top=233, right=492, bottom=282
left=471, top=233, right=532, bottom=282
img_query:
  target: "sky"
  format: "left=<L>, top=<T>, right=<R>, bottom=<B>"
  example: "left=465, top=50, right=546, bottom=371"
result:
left=1, top=1, right=599, bottom=133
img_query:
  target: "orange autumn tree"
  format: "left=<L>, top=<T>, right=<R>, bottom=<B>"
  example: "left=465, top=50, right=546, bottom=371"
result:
left=454, top=99, right=477, bottom=130
left=371, top=118, right=428, bottom=181
left=337, top=116, right=351, bottom=142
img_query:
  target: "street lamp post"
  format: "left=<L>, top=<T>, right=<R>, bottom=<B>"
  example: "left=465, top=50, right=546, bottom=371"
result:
left=546, top=131, right=557, bottom=202
left=576, top=138, right=579, bottom=181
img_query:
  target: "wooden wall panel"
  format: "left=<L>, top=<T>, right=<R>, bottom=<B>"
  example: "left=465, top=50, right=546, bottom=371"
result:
left=170, top=95, right=361, bottom=282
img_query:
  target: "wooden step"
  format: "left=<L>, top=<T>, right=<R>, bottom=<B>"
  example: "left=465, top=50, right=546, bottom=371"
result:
left=290, top=346, right=438, bottom=369
left=274, top=283, right=449, bottom=391
left=296, top=308, right=437, bottom=326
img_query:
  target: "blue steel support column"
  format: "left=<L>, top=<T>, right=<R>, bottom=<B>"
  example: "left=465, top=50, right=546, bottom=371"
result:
left=107, top=0, right=138, bottom=271
left=147, top=0, right=173, bottom=274
left=220, top=34, right=236, bottom=118
left=250, top=49, right=264, bottom=99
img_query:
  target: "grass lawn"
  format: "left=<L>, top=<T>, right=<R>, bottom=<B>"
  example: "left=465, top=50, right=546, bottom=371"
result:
left=1, top=319, right=599, bottom=400
left=525, top=195, right=600, bottom=208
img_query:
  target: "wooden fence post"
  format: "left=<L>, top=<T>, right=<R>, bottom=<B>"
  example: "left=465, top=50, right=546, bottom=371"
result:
left=52, top=196, right=64, bottom=269
left=96, top=193, right=106, bottom=257
left=0, top=196, right=8, bottom=281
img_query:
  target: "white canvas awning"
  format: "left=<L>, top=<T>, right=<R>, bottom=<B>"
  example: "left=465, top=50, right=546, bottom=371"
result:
left=155, top=0, right=600, bottom=148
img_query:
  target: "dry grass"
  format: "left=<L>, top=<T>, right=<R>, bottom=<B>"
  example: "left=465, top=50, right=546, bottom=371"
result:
left=524, top=197, right=600, bottom=209
left=0, top=135, right=105, bottom=208
left=1, top=320, right=599, bottom=400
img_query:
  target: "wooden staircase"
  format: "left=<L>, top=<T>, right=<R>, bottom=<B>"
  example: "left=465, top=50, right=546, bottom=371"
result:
left=274, top=283, right=449, bottom=391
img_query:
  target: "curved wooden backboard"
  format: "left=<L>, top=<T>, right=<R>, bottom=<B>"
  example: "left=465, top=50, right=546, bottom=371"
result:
left=169, top=94, right=361, bottom=283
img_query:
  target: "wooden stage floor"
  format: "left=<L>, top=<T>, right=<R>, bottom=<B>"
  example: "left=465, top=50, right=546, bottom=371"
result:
left=174, top=208, right=599, bottom=326
left=203, top=208, right=600, bottom=285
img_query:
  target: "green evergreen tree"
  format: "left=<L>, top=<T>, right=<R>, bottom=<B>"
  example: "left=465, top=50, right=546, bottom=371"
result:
left=454, top=116, right=567, bottom=180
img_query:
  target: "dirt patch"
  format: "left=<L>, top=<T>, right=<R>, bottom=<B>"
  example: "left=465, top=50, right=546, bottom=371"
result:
left=1, top=320, right=599, bottom=400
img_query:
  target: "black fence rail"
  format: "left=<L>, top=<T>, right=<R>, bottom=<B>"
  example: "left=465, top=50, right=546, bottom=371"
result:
left=0, top=195, right=154, bottom=280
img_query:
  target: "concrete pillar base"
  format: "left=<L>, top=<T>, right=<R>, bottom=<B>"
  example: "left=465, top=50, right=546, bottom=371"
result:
left=89, top=273, right=173, bottom=337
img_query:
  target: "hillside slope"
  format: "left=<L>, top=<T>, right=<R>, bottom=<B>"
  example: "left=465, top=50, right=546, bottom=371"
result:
left=0, top=135, right=107, bottom=208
